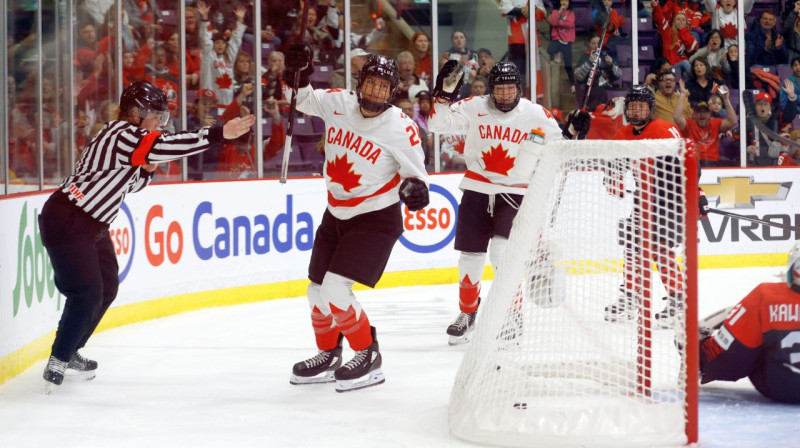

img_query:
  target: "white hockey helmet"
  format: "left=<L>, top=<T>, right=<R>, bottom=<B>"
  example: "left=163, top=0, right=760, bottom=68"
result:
left=788, top=241, right=800, bottom=292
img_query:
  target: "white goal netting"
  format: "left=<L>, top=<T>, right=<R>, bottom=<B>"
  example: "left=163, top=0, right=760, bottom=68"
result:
left=449, top=139, right=697, bottom=447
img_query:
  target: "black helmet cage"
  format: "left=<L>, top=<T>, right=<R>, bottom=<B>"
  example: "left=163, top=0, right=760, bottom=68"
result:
left=623, top=85, right=656, bottom=126
left=120, top=81, right=170, bottom=127
left=357, top=55, right=400, bottom=113
left=488, top=61, right=522, bottom=113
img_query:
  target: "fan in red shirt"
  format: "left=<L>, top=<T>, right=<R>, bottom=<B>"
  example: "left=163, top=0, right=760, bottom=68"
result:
left=673, top=79, right=738, bottom=167
left=604, top=85, right=709, bottom=325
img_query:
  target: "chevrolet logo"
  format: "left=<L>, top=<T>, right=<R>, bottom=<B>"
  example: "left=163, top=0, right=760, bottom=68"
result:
left=700, top=177, right=791, bottom=209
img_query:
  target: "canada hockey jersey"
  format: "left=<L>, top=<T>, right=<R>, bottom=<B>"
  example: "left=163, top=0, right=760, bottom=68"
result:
left=295, top=86, right=428, bottom=220
left=428, top=95, right=563, bottom=195
left=700, top=282, right=800, bottom=403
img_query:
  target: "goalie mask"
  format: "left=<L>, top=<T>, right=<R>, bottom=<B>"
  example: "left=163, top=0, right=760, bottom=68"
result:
left=119, top=81, right=170, bottom=127
left=488, top=61, right=522, bottom=113
left=623, top=85, right=656, bottom=127
left=357, top=55, right=400, bottom=114
left=788, top=242, right=800, bottom=293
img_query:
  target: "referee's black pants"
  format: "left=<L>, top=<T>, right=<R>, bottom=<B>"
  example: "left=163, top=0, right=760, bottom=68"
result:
left=39, top=191, right=119, bottom=362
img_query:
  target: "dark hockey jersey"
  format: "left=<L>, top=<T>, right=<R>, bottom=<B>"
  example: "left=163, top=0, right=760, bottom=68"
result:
left=700, top=282, right=800, bottom=404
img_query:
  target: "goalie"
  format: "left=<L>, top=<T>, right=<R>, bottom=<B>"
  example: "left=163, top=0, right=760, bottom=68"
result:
left=604, top=85, right=709, bottom=324
left=428, top=60, right=591, bottom=345
left=698, top=242, right=800, bottom=404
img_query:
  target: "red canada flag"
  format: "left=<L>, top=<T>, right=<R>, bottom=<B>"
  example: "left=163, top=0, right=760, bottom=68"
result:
left=216, top=72, right=233, bottom=89
left=326, top=154, right=362, bottom=192
left=720, top=22, right=737, bottom=41
left=481, top=143, right=515, bottom=176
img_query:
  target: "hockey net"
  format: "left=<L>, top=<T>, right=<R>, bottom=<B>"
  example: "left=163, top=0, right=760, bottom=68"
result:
left=449, top=138, right=699, bottom=447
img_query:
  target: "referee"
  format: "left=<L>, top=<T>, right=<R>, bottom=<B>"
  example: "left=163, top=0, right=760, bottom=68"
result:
left=39, top=81, right=255, bottom=392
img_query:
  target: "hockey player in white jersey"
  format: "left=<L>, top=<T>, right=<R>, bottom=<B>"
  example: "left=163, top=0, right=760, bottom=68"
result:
left=284, top=44, right=429, bottom=391
left=428, top=60, right=590, bottom=345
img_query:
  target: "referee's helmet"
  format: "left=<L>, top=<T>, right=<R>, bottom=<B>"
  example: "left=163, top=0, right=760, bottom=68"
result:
left=120, top=81, right=170, bottom=126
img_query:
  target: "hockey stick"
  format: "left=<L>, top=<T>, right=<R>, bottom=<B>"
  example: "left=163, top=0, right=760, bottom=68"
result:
left=280, top=1, right=312, bottom=184
left=708, top=208, right=798, bottom=231
left=581, top=6, right=612, bottom=111
left=741, top=89, right=800, bottom=151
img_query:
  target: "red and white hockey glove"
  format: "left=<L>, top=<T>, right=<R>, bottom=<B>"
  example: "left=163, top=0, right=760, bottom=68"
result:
left=778, top=152, right=796, bottom=166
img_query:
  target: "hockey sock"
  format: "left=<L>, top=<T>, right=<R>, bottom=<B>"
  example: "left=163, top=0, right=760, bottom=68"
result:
left=308, top=283, right=341, bottom=350
left=656, top=245, right=684, bottom=297
left=459, top=252, right=485, bottom=313
left=489, top=236, right=508, bottom=271
left=321, top=273, right=372, bottom=352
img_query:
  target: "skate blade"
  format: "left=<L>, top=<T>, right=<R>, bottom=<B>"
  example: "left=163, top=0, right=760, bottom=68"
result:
left=289, top=370, right=336, bottom=385
left=66, top=370, right=96, bottom=381
left=334, top=368, right=385, bottom=393
left=448, top=333, right=471, bottom=346
left=604, top=312, right=636, bottom=323
left=42, top=381, right=57, bottom=395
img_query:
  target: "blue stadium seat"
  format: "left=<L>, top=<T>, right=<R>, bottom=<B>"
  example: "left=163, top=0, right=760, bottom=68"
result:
left=309, top=65, right=334, bottom=89
left=617, top=44, right=632, bottom=67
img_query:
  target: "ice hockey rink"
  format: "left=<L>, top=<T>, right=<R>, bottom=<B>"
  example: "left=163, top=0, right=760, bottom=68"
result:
left=0, top=267, right=795, bottom=448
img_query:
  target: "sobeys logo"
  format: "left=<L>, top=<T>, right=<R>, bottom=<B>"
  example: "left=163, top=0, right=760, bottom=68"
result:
left=12, top=202, right=60, bottom=317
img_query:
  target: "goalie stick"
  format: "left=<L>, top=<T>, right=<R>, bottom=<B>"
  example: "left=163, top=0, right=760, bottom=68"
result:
left=741, top=89, right=800, bottom=151
left=280, top=1, right=312, bottom=184
left=708, top=208, right=798, bottom=231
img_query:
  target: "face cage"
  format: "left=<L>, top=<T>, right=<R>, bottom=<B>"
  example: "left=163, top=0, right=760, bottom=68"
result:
left=358, top=77, right=394, bottom=113
left=624, top=102, right=653, bottom=126
left=490, top=83, right=521, bottom=113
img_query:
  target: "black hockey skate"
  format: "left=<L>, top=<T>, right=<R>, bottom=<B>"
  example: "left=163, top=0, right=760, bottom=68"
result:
left=447, top=298, right=479, bottom=346
left=290, top=334, right=343, bottom=385
left=42, top=355, right=68, bottom=394
left=334, top=327, right=385, bottom=392
left=655, top=295, right=683, bottom=328
left=67, top=351, right=98, bottom=381
left=604, top=292, right=636, bottom=323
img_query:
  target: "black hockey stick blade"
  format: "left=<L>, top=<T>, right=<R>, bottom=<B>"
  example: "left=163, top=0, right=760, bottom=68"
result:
left=741, top=89, right=800, bottom=150
left=280, top=2, right=312, bottom=184
left=708, top=208, right=798, bottom=231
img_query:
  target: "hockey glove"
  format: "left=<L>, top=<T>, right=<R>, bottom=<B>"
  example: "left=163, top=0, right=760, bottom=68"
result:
left=432, top=60, right=464, bottom=103
left=698, top=188, right=709, bottom=219
left=284, top=43, right=314, bottom=88
left=562, top=109, right=592, bottom=140
left=399, top=177, right=429, bottom=212
left=778, top=151, right=797, bottom=166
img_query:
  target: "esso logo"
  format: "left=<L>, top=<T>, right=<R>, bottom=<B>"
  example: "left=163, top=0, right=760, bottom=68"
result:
left=145, top=204, right=184, bottom=266
left=109, top=202, right=136, bottom=282
left=398, top=184, right=459, bottom=253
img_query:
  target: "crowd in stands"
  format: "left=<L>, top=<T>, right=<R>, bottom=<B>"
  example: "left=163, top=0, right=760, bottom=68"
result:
left=7, top=0, right=800, bottom=186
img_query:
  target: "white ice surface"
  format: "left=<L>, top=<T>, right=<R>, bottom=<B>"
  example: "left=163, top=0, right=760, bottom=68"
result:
left=0, top=267, right=796, bottom=448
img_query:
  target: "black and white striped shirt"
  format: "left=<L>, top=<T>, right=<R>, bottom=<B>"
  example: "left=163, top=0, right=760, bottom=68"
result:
left=59, top=120, right=225, bottom=224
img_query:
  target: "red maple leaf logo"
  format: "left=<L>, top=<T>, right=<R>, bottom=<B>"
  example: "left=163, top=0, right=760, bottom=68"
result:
left=326, top=88, right=343, bottom=93
left=481, top=143, right=515, bottom=176
left=216, top=72, right=232, bottom=89
left=720, top=22, right=737, bottom=40
left=326, top=154, right=362, bottom=192
left=429, top=105, right=437, bottom=119
left=453, top=140, right=465, bottom=155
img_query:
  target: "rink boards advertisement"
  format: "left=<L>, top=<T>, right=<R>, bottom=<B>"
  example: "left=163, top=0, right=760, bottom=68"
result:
left=1, top=168, right=799, bottom=365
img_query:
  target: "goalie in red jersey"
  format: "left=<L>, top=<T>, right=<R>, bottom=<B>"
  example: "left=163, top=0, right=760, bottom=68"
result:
left=604, top=85, right=709, bottom=325
left=699, top=242, right=800, bottom=404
